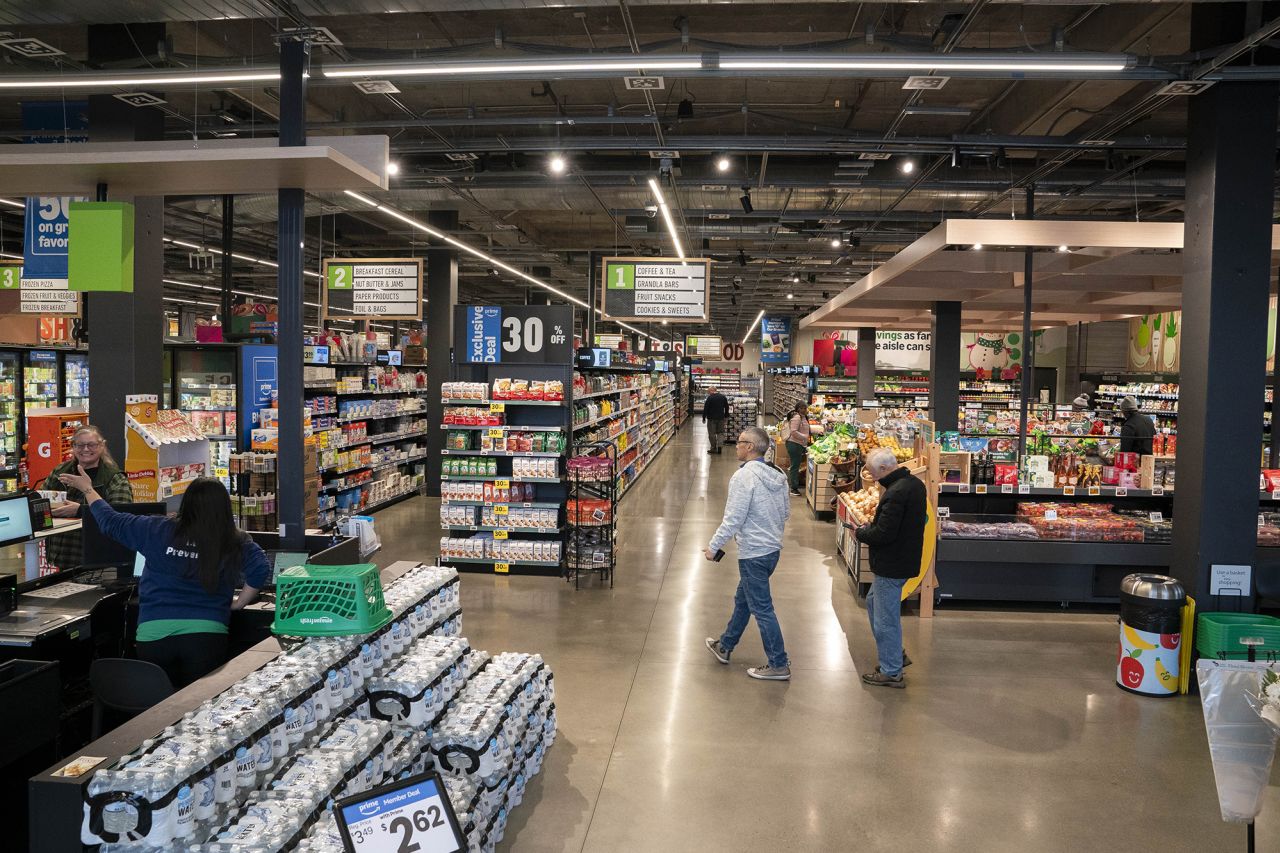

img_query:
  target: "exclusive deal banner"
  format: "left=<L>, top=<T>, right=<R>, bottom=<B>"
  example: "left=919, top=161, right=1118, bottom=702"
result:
left=760, top=316, right=791, bottom=363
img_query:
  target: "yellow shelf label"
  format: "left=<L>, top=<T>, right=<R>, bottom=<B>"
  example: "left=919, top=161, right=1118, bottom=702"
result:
left=494, top=479, right=510, bottom=489
left=493, top=529, right=509, bottom=539
left=494, top=562, right=510, bottom=573
left=489, top=403, right=505, bottom=413
left=488, top=428, right=505, bottom=438
left=494, top=505, right=509, bottom=516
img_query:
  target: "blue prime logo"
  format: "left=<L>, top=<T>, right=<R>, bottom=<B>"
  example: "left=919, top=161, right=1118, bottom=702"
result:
left=358, top=801, right=381, bottom=818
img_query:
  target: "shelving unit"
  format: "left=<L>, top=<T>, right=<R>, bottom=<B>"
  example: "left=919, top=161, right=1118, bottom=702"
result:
left=573, top=358, right=677, bottom=501
left=874, top=370, right=930, bottom=409
left=305, top=358, right=430, bottom=528
left=566, top=439, right=616, bottom=589
left=768, top=367, right=814, bottom=420
left=691, top=365, right=740, bottom=414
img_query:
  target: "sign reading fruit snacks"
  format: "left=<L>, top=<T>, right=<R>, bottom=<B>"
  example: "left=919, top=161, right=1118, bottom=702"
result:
left=323, top=257, right=423, bottom=321
left=601, top=256, right=710, bottom=322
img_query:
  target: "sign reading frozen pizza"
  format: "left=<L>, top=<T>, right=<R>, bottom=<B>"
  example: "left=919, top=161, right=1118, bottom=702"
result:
left=601, top=256, right=710, bottom=322
left=322, top=257, right=423, bottom=321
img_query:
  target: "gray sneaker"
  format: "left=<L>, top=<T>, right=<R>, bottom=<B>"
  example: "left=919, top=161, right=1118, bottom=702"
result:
left=862, top=670, right=905, bottom=688
left=747, top=665, right=791, bottom=681
left=875, top=651, right=913, bottom=673
left=705, top=637, right=730, bottom=664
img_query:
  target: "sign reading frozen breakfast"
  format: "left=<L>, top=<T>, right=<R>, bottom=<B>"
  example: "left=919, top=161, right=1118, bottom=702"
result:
left=601, top=256, right=710, bottom=322
left=322, top=257, right=423, bottom=321
left=19, top=196, right=82, bottom=315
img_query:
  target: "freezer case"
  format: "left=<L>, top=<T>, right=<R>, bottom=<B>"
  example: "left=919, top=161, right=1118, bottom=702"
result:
left=63, top=351, right=89, bottom=410
left=0, top=351, right=18, bottom=490
left=22, top=349, right=60, bottom=422
left=166, top=343, right=239, bottom=489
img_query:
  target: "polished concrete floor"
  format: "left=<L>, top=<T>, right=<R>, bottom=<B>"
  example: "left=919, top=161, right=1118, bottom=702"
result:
left=374, top=426, right=1278, bottom=852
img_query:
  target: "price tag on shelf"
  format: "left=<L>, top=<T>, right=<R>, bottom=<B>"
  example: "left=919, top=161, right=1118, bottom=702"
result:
left=489, top=403, right=505, bottom=413
left=1063, top=486, right=1076, bottom=496
left=1152, top=486, right=1165, bottom=496
left=937, top=506, right=951, bottom=518
left=493, top=530, right=509, bottom=539
left=958, top=483, right=971, bottom=494
left=494, top=505, right=509, bottom=516
left=1087, top=486, right=1101, bottom=496
left=1018, top=484, right=1031, bottom=495
left=494, top=562, right=510, bottom=574
left=494, top=479, right=510, bottom=489
left=1116, top=488, right=1128, bottom=497
left=334, top=772, right=466, bottom=853
left=1045, top=510, right=1058, bottom=521
left=1001, top=484, right=1013, bottom=494
left=488, top=428, right=505, bottom=438
left=975, top=484, right=987, bottom=494
left=1150, top=511, right=1164, bottom=522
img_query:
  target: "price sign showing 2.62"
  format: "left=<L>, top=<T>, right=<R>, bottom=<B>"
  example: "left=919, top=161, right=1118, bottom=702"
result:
left=335, top=771, right=466, bottom=853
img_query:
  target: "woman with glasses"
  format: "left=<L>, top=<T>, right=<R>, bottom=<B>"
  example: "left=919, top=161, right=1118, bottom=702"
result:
left=42, top=424, right=133, bottom=571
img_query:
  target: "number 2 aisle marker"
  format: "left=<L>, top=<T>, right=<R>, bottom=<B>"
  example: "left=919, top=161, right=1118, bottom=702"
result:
left=322, top=258, right=423, bottom=321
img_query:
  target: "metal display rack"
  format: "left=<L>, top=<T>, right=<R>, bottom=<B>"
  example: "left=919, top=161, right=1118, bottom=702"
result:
left=566, top=439, right=617, bottom=589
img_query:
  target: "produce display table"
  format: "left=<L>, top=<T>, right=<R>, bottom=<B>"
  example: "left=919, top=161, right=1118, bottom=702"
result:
left=805, top=458, right=837, bottom=518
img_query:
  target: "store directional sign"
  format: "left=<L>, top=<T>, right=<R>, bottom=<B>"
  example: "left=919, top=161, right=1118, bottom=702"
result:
left=685, top=335, right=722, bottom=359
left=322, top=257, right=423, bottom=321
left=601, top=256, right=710, bottom=322
left=21, top=196, right=82, bottom=315
left=454, top=305, right=573, bottom=364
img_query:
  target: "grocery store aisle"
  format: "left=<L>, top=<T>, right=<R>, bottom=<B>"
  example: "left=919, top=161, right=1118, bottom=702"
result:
left=375, top=425, right=1275, bottom=852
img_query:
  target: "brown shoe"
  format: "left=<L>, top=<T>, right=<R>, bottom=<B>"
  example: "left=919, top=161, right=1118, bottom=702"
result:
left=861, top=671, right=905, bottom=689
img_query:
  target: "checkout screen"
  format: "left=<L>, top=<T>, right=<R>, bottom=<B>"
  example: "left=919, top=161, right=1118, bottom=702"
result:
left=0, top=495, right=33, bottom=546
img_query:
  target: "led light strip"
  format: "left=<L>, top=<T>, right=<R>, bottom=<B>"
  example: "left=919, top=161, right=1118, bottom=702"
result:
left=323, top=59, right=702, bottom=79
left=646, top=178, right=686, bottom=261
left=719, top=59, right=1128, bottom=72
left=0, top=71, right=283, bottom=90
left=741, top=310, right=765, bottom=345
left=344, top=190, right=660, bottom=342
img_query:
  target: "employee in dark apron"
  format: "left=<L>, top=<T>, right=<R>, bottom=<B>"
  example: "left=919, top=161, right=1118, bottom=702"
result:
left=43, top=424, right=133, bottom=571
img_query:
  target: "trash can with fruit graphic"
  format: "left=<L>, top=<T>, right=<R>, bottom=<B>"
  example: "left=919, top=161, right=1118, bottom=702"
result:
left=1117, top=573, right=1185, bottom=696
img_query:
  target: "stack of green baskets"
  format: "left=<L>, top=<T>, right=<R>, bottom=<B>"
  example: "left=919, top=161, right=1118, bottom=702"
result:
left=1195, top=612, right=1280, bottom=660
left=272, top=563, right=392, bottom=637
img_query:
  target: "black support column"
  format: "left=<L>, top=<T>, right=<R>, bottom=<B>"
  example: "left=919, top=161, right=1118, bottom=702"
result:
left=1171, top=81, right=1279, bottom=604
left=276, top=38, right=307, bottom=548
left=930, top=301, right=961, bottom=432
left=425, top=210, right=459, bottom=497
left=856, top=327, right=875, bottom=405
left=220, top=195, right=234, bottom=325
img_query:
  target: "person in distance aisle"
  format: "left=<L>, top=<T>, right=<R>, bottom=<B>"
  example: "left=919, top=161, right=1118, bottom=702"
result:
left=855, top=448, right=927, bottom=689
left=702, top=385, right=731, bottom=455
left=703, top=427, right=792, bottom=681
left=57, top=471, right=269, bottom=688
left=783, top=402, right=811, bottom=496
left=1118, top=395, right=1155, bottom=456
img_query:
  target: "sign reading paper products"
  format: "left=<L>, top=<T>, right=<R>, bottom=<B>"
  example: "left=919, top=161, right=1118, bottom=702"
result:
left=685, top=335, right=722, bottom=359
left=601, top=256, right=710, bottom=322
left=453, top=305, right=573, bottom=364
left=760, top=316, right=792, bottom=363
left=322, top=257, right=423, bottom=321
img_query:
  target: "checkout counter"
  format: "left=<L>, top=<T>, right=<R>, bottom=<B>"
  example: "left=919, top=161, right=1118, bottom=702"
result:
left=26, top=559, right=420, bottom=853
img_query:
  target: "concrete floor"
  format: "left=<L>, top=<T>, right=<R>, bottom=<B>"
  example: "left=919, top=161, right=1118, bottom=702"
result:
left=374, top=425, right=1279, bottom=852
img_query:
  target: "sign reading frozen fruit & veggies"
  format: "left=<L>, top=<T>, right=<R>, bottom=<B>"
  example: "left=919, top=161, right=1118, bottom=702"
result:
left=453, top=305, right=573, bottom=364
left=21, top=196, right=82, bottom=315
left=322, top=257, right=423, bottom=321
left=601, top=256, right=710, bottom=322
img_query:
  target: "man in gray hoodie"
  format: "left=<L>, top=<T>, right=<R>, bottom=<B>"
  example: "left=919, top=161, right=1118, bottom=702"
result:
left=704, top=426, right=792, bottom=681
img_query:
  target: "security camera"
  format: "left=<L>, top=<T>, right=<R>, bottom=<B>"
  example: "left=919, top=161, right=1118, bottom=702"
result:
left=644, top=204, right=658, bottom=218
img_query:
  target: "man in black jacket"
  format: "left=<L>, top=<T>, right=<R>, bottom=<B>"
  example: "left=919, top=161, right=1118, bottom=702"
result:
left=854, top=447, right=928, bottom=688
left=703, top=386, right=731, bottom=454
left=1118, top=396, right=1155, bottom=456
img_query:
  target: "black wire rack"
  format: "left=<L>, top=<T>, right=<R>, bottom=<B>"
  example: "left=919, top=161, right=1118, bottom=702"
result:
left=565, top=440, right=617, bottom=589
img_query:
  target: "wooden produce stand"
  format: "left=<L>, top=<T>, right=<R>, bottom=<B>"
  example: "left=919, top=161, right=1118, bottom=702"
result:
left=835, top=441, right=941, bottom=618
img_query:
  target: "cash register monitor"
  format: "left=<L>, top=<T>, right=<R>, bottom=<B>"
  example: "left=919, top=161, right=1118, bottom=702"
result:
left=0, top=493, right=33, bottom=548
left=79, top=502, right=168, bottom=570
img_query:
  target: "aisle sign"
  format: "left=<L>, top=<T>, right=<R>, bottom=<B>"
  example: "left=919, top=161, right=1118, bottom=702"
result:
left=601, top=256, right=710, bottom=321
left=322, top=258, right=423, bottom=321
left=453, top=305, right=572, bottom=364
left=19, top=196, right=82, bottom=315
left=760, top=316, right=792, bottom=363
left=685, top=336, right=722, bottom=359
left=334, top=771, right=466, bottom=853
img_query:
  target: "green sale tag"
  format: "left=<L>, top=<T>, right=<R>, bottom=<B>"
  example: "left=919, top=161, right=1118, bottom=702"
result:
left=327, top=264, right=354, bottom=290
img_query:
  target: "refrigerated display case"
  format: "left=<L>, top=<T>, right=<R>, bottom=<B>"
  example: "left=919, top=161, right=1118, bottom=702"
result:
left=165, top=343, right=241, bottom=490
left=0, top=351, right=18, bottom=489
left=23, top=350, right=60, bottom=421
left=63, top=352, right=89, bottom=410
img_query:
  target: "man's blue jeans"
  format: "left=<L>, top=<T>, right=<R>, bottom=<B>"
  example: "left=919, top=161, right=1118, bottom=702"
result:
left=719, top=551, right=788, bottom=669
left=867, top=574, right=908, bottom=677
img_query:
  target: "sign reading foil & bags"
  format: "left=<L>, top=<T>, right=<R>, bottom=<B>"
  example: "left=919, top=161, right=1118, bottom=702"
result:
left=601, top=256, right=710, bottom=322
left=21, top=196, right=83, bottom=315
left=453, top=305, right=572, bottom=364
left=322, top=258, right=423, bottom=321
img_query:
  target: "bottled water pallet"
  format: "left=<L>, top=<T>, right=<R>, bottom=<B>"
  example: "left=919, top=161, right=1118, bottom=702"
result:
left=80, top=562, right=556, bottom=853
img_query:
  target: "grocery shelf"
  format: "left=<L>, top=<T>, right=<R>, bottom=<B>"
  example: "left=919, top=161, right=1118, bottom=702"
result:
left=939, top=483, right=1172, bottom=498
left=334, top=388, right=430, bottom=397
left=574, top=387, right=638, bottom=401
left=440, top=423, right=563, bottom=432
left=440, top=474, right=562, bottom=483
left=333, top=411, right=425, bottom=423
left=572, top=403, right=641, bottom=431
left=441, top=500, right=562, bottom=509
left=370, top=429, right=430, bottom=445
left=442, top=524, right=563, bottom=534
left=441, top=449, right=561, bottom=457
left=441, top=398, right=564, bottom=407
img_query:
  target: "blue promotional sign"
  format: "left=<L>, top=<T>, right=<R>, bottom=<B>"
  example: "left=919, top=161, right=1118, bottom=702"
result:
left=465, top=305, right=501, bottom=363
left=239, top=344, right=278, bottom=446
left=453, top=305, right=573, bottom=364
left=760, top=315, right=792, bottom=364
left=24, top=196, right=83, bottom=281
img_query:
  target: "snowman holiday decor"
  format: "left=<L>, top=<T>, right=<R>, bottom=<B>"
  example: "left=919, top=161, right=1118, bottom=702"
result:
left=965, top=333, right=1023, bottom=379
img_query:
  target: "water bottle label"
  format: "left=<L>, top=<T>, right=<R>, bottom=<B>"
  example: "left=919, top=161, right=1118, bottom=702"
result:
left=235, top=746, right=257, bottom=788
left=254, top=734, right=273, bottom=768
left=215, top=758, right=235, bottom=801
left=102, top=802, right=139, bottom=835
left=174, top=786, right=195, bottom=837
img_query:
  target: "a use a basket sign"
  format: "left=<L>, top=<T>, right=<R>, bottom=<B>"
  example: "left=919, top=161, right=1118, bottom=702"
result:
left=322, top=257, right=423, bottom=322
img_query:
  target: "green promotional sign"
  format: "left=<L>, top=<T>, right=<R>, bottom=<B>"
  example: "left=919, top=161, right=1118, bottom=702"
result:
left=599, top=255, right=710, bottom=322
left=327, top=263, right=354, bottom=290
left=67, top=201, right=135, bottom=293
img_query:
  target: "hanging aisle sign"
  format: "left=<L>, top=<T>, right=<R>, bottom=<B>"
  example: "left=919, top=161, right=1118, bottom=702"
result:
left=601, top=256, right=710, bottom=322
left=322, top=257, right=423, bottom=321
left=685, top=335, right=722, bottom=359
left=21, top=196, right=82, bottom=315
left=453, top=305, right=573, bottom=364
left=760, top=316, right=792, bottom=363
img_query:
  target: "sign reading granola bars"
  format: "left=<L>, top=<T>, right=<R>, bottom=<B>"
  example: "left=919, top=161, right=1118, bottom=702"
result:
left=322, top=257, right=423, bottom=321
left=601, top=256, right=710, bottom=322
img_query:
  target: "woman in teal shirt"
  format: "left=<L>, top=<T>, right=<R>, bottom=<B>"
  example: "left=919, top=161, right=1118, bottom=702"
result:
left=59, top=470, right=270, bottom=687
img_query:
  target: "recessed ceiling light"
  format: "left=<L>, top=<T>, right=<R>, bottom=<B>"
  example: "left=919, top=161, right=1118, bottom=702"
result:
left=972, top=244, right=983, bottom=250
left=549, top=154, right=567, bottom=174
left=1058, top=245, right=1069, bottom=253
left=787, top=293, right=794, bottom=300
left=386, top=161, right=400, bottom=176
left=830, top=238, right=842, bottom=248
left=901, top=159, right=916, bottom=175
left=716, top=156, right=731, bottom=172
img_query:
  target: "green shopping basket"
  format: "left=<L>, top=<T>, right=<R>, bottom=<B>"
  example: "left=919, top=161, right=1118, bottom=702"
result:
left=1195, top=612, right=1280, bottom=660
left=272, top=563, right=392, bottom=637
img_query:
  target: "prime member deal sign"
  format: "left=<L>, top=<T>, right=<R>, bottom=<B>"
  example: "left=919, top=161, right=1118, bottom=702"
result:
left=323, top=257, right=423, bottom=321
left=601, top=256, right=710, bottom=322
